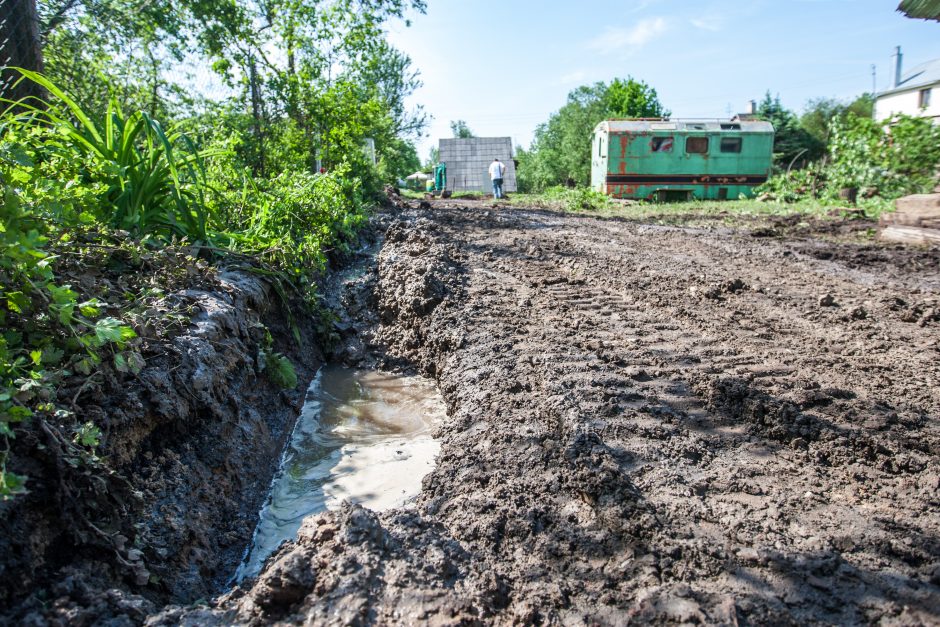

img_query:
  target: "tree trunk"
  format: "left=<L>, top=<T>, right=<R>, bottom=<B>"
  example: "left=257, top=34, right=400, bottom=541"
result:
left=0, top=0, right=46, bottom=103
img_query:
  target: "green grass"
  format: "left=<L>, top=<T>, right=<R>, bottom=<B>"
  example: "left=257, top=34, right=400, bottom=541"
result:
left=397, top=188, right=488, bottom=200
left=507, top=190, right=894, bottom=225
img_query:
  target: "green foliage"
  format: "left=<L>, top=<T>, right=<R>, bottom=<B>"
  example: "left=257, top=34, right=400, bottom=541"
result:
left=828, top=113, right=940, bottom=196
left=39, top=0, right=429, bottom=184
left=756, top=92, right=824, bottom=168
left=602, top=77, right=669, bottom=118
left=0, top=69, right=374, bottom=501
left=755, top=162, right=828, bottom=202
left=518, top=77, right=667, bottom=191
left=213, top=164, right=366, bottom=275
left=3, top=70, right=216, bottom=241
left=0, top=0, right=426, bottom=505
left=0, top=160, right=137, bottom=498
left=512, top=185, right=611, bottom=212
left=378, top=138, right=421, bottom=181
left=757, top=113, right=940, bottom=203
left=450, top=120, right=475, bottom=138
left=800, top=94, right=873, bottom=150
left=258, top=330, right=298, bottom=389
left=262, top=350, right=298, bottom=389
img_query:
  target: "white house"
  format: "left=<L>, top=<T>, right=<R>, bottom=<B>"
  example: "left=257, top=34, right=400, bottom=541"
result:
left=874, top=52, right=940, bottom=123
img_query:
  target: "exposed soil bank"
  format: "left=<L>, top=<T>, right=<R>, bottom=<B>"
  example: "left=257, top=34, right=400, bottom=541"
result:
left=0, top=267, right=324, bottom=624
left=154, top=200, right=939, bottom=625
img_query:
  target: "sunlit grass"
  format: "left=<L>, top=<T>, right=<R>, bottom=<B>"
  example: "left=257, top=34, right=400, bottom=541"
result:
left=507, top=190, right=893, bottom=226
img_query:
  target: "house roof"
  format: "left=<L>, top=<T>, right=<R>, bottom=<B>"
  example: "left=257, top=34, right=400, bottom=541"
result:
left=878, top=57, right=940, bottom=97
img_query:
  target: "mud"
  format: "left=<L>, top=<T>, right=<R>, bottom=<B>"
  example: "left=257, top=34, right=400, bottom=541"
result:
left=0, top=267, right=323, bottom=625
left=147, top=201, right=939, bottom=625
left=237, top=366, right=445, bottom=580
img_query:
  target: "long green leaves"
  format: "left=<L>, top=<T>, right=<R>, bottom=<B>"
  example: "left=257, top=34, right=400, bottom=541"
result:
left=1, top=68, right=216, bottom=242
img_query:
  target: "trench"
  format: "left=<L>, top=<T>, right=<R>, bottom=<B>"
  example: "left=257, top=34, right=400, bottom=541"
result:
left=235, top=364, right=446, bottom=581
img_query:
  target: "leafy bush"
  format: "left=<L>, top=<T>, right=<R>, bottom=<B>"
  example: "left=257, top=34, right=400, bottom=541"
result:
left=564, top=186, right=610, bottom=212
left=756, top=163, right=828, bottom=202
left=212, top=165, right=367, bottom=276
left=0, top=173, right=138, bottom=499
left=2, top=69, right=217, bottom=242
left=758, top=113, right=940, bottom=204
left=828, top=114, right=940, bottom=197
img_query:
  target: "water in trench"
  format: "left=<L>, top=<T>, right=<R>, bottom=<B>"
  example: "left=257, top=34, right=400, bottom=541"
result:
left=236, top=365, right=445, bottom=580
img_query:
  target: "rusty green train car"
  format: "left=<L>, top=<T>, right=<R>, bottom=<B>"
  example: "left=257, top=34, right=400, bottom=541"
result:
left=591, top=119, right=775, bottom=200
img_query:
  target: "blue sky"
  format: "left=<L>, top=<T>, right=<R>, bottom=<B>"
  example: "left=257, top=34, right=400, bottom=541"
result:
left=386, top=0, right=940, bottom=160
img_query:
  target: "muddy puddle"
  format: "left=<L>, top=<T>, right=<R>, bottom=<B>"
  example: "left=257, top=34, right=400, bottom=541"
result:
left=236, top=366, right=445, bottom=579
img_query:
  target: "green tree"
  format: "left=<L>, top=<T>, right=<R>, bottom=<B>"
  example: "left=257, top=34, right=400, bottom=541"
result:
left=450, top=119, right=475, bottom=138
left=379, top=138, right=421, bottom=180
left=519, top=77, right=667, bottom=190
left=37, top=0, right=428, bottom=182
left=756, top=92, right=824, bottom=169
left=425, top=145, right=440, bottom=168
left=800, top=94, right=873, bottom=152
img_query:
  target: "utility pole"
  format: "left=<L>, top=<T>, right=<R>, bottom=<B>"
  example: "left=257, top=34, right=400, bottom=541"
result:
left=871, top=64, right=877, bottom=96
left=0, top=0, right=46, bottom=102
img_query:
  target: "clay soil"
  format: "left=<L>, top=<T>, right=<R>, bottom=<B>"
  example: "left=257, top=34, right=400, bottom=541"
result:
left=153, top=199, right=940, bottom=625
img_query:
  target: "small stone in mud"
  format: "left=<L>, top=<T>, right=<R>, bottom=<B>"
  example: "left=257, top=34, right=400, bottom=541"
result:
left=818, top=294, right=837, bottom=307
left=724, top=278, right=747, bottom=293
left=625, top=367, right=652, bottom=381
left=703, top=286, right=724, bottom=300
left=790, top=437, right=808, bottom=449
left=849, top=306, right=867, bottom=320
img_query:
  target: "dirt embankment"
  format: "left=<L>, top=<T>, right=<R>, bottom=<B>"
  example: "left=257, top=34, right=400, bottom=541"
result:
left=0, top=267, right=324, bottom=625
left=151, top=202, right=939, bottom=625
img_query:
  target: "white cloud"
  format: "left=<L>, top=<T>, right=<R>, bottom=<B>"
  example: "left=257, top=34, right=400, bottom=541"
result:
left=691, top=14, right=725, bottom=31
left=554, top=70, right=588, bottom=86
left=586, top=17, right=668, bottom=54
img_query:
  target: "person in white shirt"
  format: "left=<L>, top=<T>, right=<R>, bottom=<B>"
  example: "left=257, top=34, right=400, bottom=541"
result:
left=488, top=158, right=506, bottom=199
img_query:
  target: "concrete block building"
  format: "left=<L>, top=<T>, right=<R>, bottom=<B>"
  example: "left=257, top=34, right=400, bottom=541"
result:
left=439, top=137, right=517, bottom=193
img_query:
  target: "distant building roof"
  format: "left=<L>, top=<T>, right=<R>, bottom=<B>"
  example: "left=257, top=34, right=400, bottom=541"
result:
left=898, top=0, right=940, bottom=21
left=878, top=57, right=940, bottom=97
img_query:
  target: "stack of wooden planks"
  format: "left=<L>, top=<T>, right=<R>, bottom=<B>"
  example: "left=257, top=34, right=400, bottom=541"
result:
left=880, top=193, right=940, bottom=245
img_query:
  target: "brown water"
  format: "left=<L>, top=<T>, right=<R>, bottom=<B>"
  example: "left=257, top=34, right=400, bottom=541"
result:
left=237, top=366, right=445, bottom=579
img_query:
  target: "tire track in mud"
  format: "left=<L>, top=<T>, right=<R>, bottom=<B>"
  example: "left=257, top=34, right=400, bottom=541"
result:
left=156, top=204, right=939, bottom=626
left=420, top=206, right=940, bottom=624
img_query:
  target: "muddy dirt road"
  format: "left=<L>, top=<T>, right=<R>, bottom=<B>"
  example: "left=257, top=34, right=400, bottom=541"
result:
left=160, top=201, right=940, bottom=625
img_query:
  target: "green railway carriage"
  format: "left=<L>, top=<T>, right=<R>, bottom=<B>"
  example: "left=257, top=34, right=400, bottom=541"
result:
left=591, top=119, right=775, bottom=200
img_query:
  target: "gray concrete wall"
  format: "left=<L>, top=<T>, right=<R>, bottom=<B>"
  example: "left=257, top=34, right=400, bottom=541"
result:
left=439, top=137, right=517, bottom=193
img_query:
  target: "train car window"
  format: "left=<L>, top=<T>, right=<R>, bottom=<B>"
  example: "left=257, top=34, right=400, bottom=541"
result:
left=720, top=137, right=742, bottom=153
left=651, top=137, right=674, bottom=152
left=720, top=123, right=741, bottom=130
left=686, top=137, right=709, bottom=154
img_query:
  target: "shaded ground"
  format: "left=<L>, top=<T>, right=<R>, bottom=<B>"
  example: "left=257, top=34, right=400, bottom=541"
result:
left=153, top=199, right=939, bottom=625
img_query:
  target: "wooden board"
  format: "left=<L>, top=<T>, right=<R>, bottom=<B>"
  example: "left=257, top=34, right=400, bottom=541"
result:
left=880, top=225, right=940, bottom=245
left=880, top=193, right=940, bottom=228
